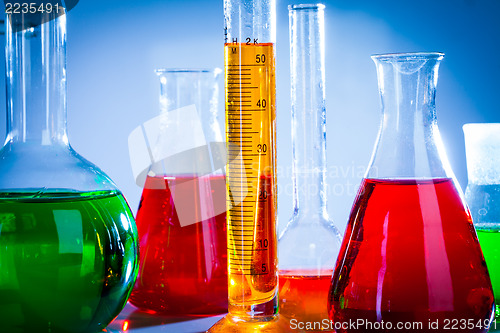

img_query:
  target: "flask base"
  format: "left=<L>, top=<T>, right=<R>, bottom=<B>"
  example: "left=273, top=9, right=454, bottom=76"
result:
left=206, top=314, right=289, bottom=332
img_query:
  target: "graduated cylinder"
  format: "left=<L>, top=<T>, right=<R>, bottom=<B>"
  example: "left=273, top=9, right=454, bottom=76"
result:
left=224, top=0, right=278, bottom=319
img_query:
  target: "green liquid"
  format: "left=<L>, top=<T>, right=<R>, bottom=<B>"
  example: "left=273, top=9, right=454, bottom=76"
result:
left=476, top=228, right=500, bottom=319
left=0, top=191, right=139, bottom=333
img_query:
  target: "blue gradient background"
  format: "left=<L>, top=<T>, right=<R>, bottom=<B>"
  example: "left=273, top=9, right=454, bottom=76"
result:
left=0, top=0, right=499, bottom=233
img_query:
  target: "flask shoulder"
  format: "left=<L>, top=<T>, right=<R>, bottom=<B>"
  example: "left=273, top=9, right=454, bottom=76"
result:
left=0, top=143, right=117, bottom=192
left=279, top=213, right=342, bottom=271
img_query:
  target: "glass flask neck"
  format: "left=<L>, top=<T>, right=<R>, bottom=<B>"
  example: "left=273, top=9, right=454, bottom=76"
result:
left=0, top=13, right=117, bottom=193
left=367, top=53, right=453, bottom=179
left=5, top=14, right=69, bottom=147
left=290, top=4, right=328, bottom=220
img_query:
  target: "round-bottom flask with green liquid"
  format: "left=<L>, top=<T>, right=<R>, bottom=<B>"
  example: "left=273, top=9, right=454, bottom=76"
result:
left=0, top=191, right=137, bottom=332
left=0, top=10, right=139, bottom=333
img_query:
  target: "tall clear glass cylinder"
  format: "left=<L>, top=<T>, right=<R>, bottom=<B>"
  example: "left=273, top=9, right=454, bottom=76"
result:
left=209, top=0, right=279, bottom=331
left=278, top=4, right=341, bottom=327
left=224, top=0, right=277, bottom=319
left=0, top=12, right=138, bottom=333
left=129, top=69, right=229, bottom=316
left=328, top=53, right=494, bottom=333
left=463, top=123, right=500, bottom=321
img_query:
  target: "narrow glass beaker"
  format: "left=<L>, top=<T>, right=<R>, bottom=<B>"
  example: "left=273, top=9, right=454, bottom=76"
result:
left=208, top=0, right=280, bottom=331
left=128, top=69, right=229, bottom=316
left=278, top=4, right=342, bottom=327
left=464, top=123, right=500, bottom=321
left=0, top=11, right=139, bottom=333
left=328, top=53, right=494, bottom=333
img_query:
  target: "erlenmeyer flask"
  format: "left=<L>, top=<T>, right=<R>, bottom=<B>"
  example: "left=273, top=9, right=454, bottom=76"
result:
left=129, top=69, right=228, bottom=315
left=464, top=123, right=500, bottom=321
left=0, top=12, right=139, bottom=333
left=328, top=53, right=494, bottom=333
left=278, top=4, right=342, bottom=327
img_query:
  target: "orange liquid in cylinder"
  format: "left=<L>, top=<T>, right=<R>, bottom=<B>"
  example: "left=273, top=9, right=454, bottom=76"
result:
left=226, top=174, right=278, bottom=306
left=225, top=42, right=278, bottom=316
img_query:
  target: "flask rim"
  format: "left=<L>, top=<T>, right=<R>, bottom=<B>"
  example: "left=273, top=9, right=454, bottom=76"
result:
left=371, top=52, right=444, bottom=62
left=288, top=4, right=325, bottom=11
left=463, top=123, right=500, bottom=139
left=463, top=123, right=500, bottom=131
left=155, top=68, right=222, bottom=75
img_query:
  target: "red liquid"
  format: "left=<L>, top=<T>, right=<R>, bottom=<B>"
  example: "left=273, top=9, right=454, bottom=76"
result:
left=129, top=175, right=228, bottom=315
left=329, top=178, right=494, bottom=333
left=279, top=270, right=334, bottom=332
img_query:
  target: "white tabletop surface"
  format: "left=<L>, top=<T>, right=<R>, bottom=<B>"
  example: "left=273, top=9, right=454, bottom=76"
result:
left=104, top=303, right=224, bottom=333
left=105, top=304, right=500, bottom=333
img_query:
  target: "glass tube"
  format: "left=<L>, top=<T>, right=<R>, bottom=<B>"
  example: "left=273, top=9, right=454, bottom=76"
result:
left=225, top=0, right=278, bottom=319
left=278, top=4, right=342, bottom=326
left=208, top=0, right=279, bottom=331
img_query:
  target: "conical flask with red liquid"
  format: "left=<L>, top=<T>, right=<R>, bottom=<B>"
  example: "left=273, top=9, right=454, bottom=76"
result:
left=128, top=69, right=228, bottom=315
left=328, top=53, right=494, bottom=333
